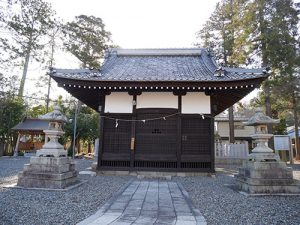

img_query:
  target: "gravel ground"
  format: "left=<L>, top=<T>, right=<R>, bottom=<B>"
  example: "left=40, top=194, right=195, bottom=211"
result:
left=175, top=164, right=300, bottom=225
left=1, top=157, right=299, bottom=225
left=0, top=157, right=131, bottom=225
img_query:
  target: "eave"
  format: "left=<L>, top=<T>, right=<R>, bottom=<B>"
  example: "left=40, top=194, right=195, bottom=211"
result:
left=51, top=75, right=267, bottom=116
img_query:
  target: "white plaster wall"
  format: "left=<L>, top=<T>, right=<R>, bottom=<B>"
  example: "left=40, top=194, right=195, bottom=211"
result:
left=217, top=121, right=255, bottom=138
left=182, top=92, right=210, bottom=114
left=105, top=92, right=133, bottom=113
left=137, top=92, right=178, bottom=109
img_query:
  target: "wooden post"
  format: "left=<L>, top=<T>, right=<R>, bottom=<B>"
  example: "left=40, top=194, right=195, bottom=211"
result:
left=210, top=117, right=215, bottom=172
left=97, top=96, right=105, bottom=170
left=130, top=95, right=137, bottom=170
left=177, top=95, right=182, bottom=169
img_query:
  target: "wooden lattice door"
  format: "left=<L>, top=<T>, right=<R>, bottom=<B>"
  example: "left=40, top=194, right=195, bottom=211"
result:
left=101, top=115, right=131, bottom=168
left=134, top=109, right=178, bottom=169
left=180, top=116, right=212, bottom=170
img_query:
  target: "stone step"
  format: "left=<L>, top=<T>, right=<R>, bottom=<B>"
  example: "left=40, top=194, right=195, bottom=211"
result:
left=29, top=156, right=73, bottom=165
left=238, top=168, right=293, bottom=179
left=17, top=176, right=78, bottom=189
left=19, top=170, right=78, bottom=181
left=236, top=178, right=300, bottom=194
left=23, top=163, right=75, bottom=173
left=235, top=176, right=299, bottom=186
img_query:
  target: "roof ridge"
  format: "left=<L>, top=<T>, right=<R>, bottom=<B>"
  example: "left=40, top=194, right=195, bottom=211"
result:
left=110, top=48, right=205, bottom=56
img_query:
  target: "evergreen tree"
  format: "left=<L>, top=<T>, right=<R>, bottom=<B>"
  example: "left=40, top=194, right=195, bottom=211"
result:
left=236, top=0, right=299, bottom=139
left=197, top=0, right=246, bottom=143
left=62, top=15, right=112, bottom=69
left=0, top=0, right=57, bottom=97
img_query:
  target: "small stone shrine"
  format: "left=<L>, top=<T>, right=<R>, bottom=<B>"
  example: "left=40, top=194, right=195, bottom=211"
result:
left=17, top=106, right=78, bottom=189
left=235, top=108, right=300, bottom=194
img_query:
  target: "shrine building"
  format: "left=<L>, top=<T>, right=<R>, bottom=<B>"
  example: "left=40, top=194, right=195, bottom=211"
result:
left=50, top=48, right=268, bottom=172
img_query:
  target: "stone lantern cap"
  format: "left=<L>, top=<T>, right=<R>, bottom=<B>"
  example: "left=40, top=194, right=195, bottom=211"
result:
left=243, top=108, right=279, bottom=126
left=38, top=106, right=68, bottom=123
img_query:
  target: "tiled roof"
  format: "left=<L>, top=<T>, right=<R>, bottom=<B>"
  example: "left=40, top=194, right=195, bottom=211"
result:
left=215, top=116, right=249, bottom=122
left=11, top=118, right=49, bottom=132
left=50, top=48, right=267, bottom=82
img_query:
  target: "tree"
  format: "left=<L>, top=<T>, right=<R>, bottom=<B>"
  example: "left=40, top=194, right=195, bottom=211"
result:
left=197, top=0, right=246, bottom=143
left=199, top=0, right=300, bottom=155
left=0, top=73, right=25, bottom=154
left=235, top=0, right=299, bottom=139
left=0, top=0, right=56, bottom=97
left=33, top=26, right=62, bottom=112
left=62, top=15, right=112, bottom=69
left=245, top=0, right=300, bottom=154
left=63, top=104, right=99, bottom=155
left=62, top=15, right=111, bottom=154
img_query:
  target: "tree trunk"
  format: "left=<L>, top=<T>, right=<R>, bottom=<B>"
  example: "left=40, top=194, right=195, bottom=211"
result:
left=228, top=106, right=235, bottom=143
left=265, top=84, right=274, bottom=149
left=88, top=142, right=91, bottom=153
left=46, top=77, right=52, bottom=112
left=46, top=33, right=55, bottom=112
left=18, top=46, right=31, bottom=97
left=293, top=94, right=300, bottom=160
left=259, top=2, right=274, bottom=148
left=13, top=133, right=21, bottom=156
left=76, top=138, right=80, bottom=154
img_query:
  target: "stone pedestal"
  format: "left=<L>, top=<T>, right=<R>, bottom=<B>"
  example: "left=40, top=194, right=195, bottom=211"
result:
left=17, top=157, right=78, bottom=189
left=235, top=159, right=300, bottom=194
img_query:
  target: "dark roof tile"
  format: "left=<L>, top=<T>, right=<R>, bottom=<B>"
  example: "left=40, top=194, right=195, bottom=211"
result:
left=50, top=48, right=267, bottom=82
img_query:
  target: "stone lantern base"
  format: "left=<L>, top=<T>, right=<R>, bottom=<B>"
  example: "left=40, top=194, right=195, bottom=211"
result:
left=17, top=157, right=78, bottom=189
left=235, top=156, right=300, bottom=194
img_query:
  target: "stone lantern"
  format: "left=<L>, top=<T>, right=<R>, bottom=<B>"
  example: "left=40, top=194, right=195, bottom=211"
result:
left=36, top=106, right=68, bottom=157
left=243, top=107, right=280, bottom=161
left=235, top=108, right=299, bottom=194
left=17, top=106, right=78, bottom=189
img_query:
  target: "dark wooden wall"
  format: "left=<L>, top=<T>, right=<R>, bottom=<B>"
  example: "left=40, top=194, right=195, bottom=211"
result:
left=97, top=108, right=214, bottom=172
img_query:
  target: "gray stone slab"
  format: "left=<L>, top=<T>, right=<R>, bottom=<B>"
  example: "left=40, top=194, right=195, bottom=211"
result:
left=77, top=180, right=207, bottom=225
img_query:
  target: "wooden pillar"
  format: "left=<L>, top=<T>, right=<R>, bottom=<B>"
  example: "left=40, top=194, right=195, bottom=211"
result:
left=97, top=96, right=105, bottom=170
left=130, top=95, right=137, bottom=169
left=210, top=116, right=215, bottom=172
left=177, top=95, right=182, bottom=169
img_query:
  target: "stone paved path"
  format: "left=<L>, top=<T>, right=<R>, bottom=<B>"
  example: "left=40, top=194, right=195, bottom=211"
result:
left=78, top=180, right=206, bottom=225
